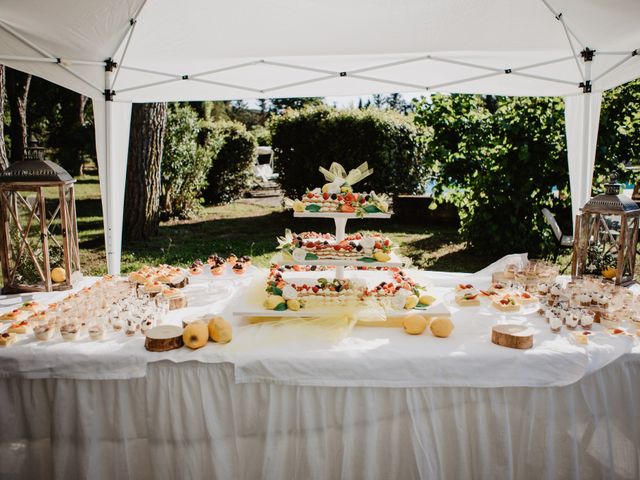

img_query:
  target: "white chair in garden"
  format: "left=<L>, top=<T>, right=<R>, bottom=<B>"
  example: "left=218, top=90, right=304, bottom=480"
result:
left=541, top=208, right=573, bottom=271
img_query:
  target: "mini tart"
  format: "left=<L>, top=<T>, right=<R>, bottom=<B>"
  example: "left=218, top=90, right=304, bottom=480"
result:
left=455, top=283, right=475, bottom=292
left=20, top=301, right=42, bottom=313
left=455, top=293, right=480, bottom=306
left=0, top=309, right=28, bottom=323
left=211, top=265, right=224, bottom=276
left=492, top=295, right=521, bottom=312
left=572, top=331, right=592, bottom=345
left=7, top=320, right=31, bottom=334
left=239, top=256, right=252, bottom=267
left=189, top=266, right=203, bottom=275
left=0, top=332, right=17, bottom=346
left=232, top=263, right=245, bottom=275
left=128, top=271, right=148, bottom=284
left=514, top=292, right=537, bottom=305
left=162, top=288, right=188, bottom=310
left=227, top=254, right=238, bottom=264
left=144, top=281, right=164, bottom=296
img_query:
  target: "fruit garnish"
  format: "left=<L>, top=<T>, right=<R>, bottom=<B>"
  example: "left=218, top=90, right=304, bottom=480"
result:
left=612, top=328, right=624, bottom=335
left=464, top=293, right=478, bottom=300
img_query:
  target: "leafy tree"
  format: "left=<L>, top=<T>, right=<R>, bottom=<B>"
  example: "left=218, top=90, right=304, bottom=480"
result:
left=414, top=94, right=569, bottom=256
left=269, top=97, right=324, bottom=114
left=5, top=67, right=31, bottom=162
left=162, top=103, right=215, bottom=218
left=202, top=120, right=257, bottom=204
left=270, top=106, right=427, bottom=199
left=595, top=79, right=640, bottom=185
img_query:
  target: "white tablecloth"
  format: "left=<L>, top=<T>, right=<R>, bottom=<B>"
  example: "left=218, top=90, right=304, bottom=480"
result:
left=1, top=259, right=639, bottom=479
left=0, top=262, right=636, bottom=389
left=1, top=359, right=639, bottom=480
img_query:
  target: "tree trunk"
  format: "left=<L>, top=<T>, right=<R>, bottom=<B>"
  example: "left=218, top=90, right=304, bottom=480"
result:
left=6, top=68, right=31, bottom=162
left=124, top=102, right=167, bottom=241
left=0, top=65, right=8, bottom=170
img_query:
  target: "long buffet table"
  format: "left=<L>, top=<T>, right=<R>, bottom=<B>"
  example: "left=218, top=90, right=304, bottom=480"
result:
left=1, top=263, right=639, bottom=480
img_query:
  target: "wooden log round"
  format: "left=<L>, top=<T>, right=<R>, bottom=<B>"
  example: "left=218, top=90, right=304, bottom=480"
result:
left=491, top=324, right=533, bottom=349
left=144, top=325, right=184, bottom=352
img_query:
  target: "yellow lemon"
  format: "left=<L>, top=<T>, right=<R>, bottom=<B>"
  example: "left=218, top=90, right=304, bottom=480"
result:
left=419, top=294, right=436, bottom=306
left=265, top=295, right=286, bottom=310
left=403, top=314, right=427, bottom=335
left=51, top=267, right=66, bottom=283
left=430, top=317, right=454, bottom=338
left=340, top=185, right=353, bottom=194
left=183, top=321, right=209, bottom=349
left=322, top=183, right=332, bottom=193
left=373, top=251, right=391, bottom=262
left=404, top=294, right=419, bottom=310
left=208, top=316, right=232, bottom=344
left=602, top=267, right=617, bottom=279
left=286, top=299, right=301, bottom=311
left=292, top=200, right=305, bottom=212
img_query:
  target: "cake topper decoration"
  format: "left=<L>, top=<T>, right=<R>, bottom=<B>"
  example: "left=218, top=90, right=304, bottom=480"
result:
left=319, top=162, right=373, bottom=194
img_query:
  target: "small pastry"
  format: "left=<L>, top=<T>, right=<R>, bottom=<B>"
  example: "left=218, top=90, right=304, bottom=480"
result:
left=515, top=292, right=536, bottom=305
left=227, top=254, right=237, bottom=265
left=0, top=309, right=29, bottom=323
left=572, top=331, right=591, bottom=345
left=232, top=263, right=246, bottom=276
left=455, top=292, right=480, bottom=306
left=211, top=264, right=224, bottom=276
left=239, top=256, right=252, bottom=267
left=20, top=301, right=42, bottom=313
left=207, top=255, right=217, bottom=266
left=492, top=295, right=520, bottom=312
left=162, top=288, right=188, bottom=310
left=189, top=265, right=203, bottom=275
left=144, top=281, right=164, bottom=297
left=7, top=320, right=31, bottom=334
left=455, top=283, right=475, bottom=292
left=0, top=332, right=17, bottom=346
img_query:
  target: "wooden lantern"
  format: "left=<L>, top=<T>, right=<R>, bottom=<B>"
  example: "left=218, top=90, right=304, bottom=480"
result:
left=572, top=175, right=640, bottom=286
left=0, top=138, right=81, bottom=293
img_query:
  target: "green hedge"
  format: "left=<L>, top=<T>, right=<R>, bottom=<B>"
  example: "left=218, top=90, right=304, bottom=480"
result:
left=162, top=103, right=214, bottom=218
left=202, top=121, right=257, bottom=204
left=269, top=107, right=427, bottom=198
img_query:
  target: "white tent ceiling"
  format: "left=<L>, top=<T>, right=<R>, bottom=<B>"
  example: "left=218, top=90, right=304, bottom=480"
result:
left=1, top=0, right=639, bottom=100
left=0, top=0, right=639, bottom=273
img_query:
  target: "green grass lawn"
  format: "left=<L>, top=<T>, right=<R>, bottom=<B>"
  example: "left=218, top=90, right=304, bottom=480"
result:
left=74, top=174, right=555, bottom=275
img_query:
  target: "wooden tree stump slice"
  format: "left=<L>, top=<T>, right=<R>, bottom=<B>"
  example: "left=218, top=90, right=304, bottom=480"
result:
left=145, top=325, right=184, bottom=352
left=491, top=324, right=533, bottom=349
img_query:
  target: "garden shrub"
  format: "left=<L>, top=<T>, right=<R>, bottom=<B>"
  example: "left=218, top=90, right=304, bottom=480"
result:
left=162, top=103, right=215, bottom=218
left=413, top=94, right=569, bottom=257
left=202, top=121, right=257, bottom=204
left=269, top=107, right=427, bottom=199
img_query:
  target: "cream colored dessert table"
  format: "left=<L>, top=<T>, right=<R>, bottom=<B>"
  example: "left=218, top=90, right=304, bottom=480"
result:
left=0, top=265, right=639, bottom=480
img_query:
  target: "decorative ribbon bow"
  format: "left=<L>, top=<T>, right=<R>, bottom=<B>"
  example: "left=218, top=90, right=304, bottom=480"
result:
left=319, top=162, right=373, bottom=189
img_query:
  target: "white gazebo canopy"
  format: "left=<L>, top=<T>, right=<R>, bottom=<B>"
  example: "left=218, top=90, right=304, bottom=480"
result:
left=1, top=0, right=639, bottom=273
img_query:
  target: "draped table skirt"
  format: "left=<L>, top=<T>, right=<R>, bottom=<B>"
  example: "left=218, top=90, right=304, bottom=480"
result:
left=1, top=356, right=639, bottom=480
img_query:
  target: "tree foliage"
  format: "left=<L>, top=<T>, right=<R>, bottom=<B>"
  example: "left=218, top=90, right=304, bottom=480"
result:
left=162, top=103, right=215, bottom=218
left=595, top=79, right=640, bottom=184
left=202, top=120, right=257, bottom=204
left=270, top=106, right=427, bottom=199
left=414, top=94, right=569, bottom=256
